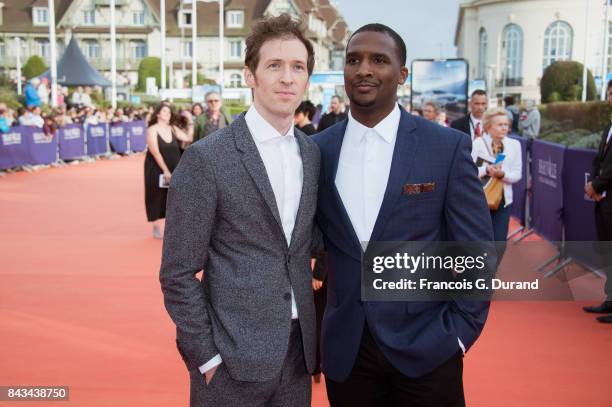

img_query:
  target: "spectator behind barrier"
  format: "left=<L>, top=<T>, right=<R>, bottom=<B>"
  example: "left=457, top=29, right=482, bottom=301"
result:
left=518, top=100, right=541, bottom=139
left=471, top=107, right=523, bottom=262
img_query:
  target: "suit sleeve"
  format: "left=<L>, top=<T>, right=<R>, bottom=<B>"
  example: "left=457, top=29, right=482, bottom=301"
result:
left=159, top=145, right=220, bottom=372
left=592, top=154, right=612, bottom=194
left=593, top=129, right=612, bottom=194
left=444, top=135, right=495, bottom=352
left=311, top=223, right=327, bottom=281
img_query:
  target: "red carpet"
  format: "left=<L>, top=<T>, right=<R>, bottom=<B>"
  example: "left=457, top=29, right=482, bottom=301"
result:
left=0, top=155, right=610, bottom=406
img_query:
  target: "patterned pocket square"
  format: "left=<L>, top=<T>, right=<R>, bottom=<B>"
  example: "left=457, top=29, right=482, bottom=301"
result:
left=403, top=182, right=436, bottom=195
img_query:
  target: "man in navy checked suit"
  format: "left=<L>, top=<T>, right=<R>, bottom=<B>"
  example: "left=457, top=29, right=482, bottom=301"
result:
left=313, top=24, right=494, bottom=406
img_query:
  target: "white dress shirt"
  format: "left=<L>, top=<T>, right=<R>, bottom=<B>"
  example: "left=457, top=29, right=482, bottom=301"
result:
left=335, top=105, right=467, bottom=354
left=199, top=106, right=303, bottom=375
left=335, top=105, right=400, bottom=243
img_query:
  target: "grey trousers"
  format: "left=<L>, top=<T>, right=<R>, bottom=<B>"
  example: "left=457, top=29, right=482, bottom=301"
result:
left=189, top=321, right=311, bottom=407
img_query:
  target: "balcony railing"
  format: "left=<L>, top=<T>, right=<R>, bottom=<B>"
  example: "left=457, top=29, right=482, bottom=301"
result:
left=0, top=55, right=143, bottom=71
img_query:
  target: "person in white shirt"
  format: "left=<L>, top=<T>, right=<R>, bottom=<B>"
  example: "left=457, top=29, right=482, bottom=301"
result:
left=18, top=106, right=44, bottom=128
left=159, top=14, right=320, bottom=407
left=471, top=107, right=523, bottom=249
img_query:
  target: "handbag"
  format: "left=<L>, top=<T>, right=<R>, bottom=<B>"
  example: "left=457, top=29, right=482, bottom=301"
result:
left=484, top=177, right=503, bottom=210
left=480, top=138, right=504, bottom=211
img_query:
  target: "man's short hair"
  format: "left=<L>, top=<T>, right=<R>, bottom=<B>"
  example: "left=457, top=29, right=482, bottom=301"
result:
left=205, top=91, right=220, bottom=101
left=245, top=13, right=315, bottom=76
left=471, top=89, right=487, bottom=99
left=295, top=100, right=316, bottom=120
left=607, top=79, right=612, bottom=90
left=347, top=23, right=407, bottom=66
left=331, top=95, right=343, bottom=102
left=504, top=95, right=515, bottom=106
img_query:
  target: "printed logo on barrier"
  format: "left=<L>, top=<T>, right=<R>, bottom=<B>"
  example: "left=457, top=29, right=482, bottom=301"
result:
left=537, top=157, right=558, bottom=188
left=63, top=127, right=81, bottom=140
left=131, top=126, right=144, bottom=136
left=90, top=126, right=105, bottom=138
left=33, top=132, right=53, bottom=144
left=110, top=126, right=124, bottom=137
left=2, top=132, right=21, bottom=146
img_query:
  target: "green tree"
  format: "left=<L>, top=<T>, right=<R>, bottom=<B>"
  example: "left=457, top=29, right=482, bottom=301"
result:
left=22, top=55, right=47, bottom=80
left=137, top=57, right=161, bottom=92
left=183, top=73, right=216, bottom=87
left=541, top=61, right=596, bottom=103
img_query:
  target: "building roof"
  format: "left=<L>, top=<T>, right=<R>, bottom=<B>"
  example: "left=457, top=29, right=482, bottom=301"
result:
left=0, top=0, right=349, bottom=46
left=454, top=0, right=526, bottom=45
left=0, top=0, right=72, bottom=33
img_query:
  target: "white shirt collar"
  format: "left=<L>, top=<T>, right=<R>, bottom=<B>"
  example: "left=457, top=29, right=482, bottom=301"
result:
left=245, top=105, right=294, bottom=143
left=346, top=104, right=401, bottom=144
left=470, top=113, right=482, bottom=124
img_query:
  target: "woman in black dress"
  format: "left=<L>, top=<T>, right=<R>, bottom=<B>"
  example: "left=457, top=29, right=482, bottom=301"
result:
left=144, top=103, right=191, bottom=239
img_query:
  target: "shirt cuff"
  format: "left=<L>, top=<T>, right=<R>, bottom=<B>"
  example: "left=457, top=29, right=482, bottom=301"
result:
left=457, top=337, right=466, bottom=355
left=198, top=354, right=222, bottom=375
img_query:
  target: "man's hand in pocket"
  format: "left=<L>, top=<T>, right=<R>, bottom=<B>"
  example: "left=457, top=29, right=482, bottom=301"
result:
left=204, top=365, right=219, bottom=385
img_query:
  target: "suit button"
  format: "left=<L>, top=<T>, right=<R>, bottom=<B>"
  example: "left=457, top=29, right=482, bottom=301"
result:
left=284, top=293, right=291, bottom=301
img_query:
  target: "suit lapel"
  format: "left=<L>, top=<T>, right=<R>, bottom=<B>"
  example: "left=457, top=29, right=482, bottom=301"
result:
left=232, top=115, right=285, bottom=239
left=289, top=131, right=315, bottom=250
left=326, top=119, right=363, bottom=256
left=601, top=122, right=612, bottom=158
left=369, top=110, right=419, bottom=243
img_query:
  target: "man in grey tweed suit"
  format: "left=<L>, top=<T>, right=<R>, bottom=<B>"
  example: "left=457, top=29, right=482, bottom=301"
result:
left=160, top=14, right=319, bottom=407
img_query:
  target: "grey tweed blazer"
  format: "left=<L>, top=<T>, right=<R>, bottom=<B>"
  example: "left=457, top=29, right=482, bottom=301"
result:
left=160, top=113, right=319, bottom=382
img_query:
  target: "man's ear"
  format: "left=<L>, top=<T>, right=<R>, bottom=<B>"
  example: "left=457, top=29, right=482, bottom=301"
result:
left=398, top=66, right=409, bottom=85
left=244, top=66, right=256, bottom=89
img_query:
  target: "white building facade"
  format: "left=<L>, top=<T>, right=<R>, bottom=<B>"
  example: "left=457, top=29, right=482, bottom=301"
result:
left=0, top=0, right=349, bottom=91
left=455, top=0, right=612, bottom=102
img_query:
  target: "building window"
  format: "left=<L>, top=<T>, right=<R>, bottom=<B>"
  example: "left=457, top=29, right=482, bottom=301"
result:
left=36, top=39, right=50, bottom=58
left=227, top=10, right=244, bottom=28
left=131, top=40, right=147, bottom=59
left=543, top=21, right=572, bottom=70
left=133, top=11, right=145, bottom=26
left=502, top=24, right=523, bottom=86
left=84, top=40, right=101, bottom=59
left=230, top=40, right=242, bottom=59
left=32, top=7, right=49, bottom=26
left=230, top=73, right=242, bottom=88
left=179, top=10, right=192, bottom=28
left=0, top=40, right=5, bottom=58
left=83, top=9, right=96, bottom=25
left=183, top=40, right=193, bottom=58
left=477, top=27, right=487, bottom=79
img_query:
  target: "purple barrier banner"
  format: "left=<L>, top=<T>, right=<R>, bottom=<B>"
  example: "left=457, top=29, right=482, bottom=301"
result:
left=86, top=124, right=108, bottom=156
left=563, top=148, right=598, bottom=241
left=562, top=147, right=608, bottom=270
left=26, top=127, right=57, bottom=165
left=58, top=124, right=85, bottom=160
left=531, top=139, right=566, bottom=242
left=109, top=123, right=129, bottom=154
left=127, top=120, right=147, bottom=152
left=509, top=134, right=528, bottom=226
left=0, top=127, right=30, bottom=169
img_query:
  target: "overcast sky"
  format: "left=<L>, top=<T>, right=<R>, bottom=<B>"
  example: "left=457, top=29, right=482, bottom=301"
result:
left=334, top=0, right=463, bottom=65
